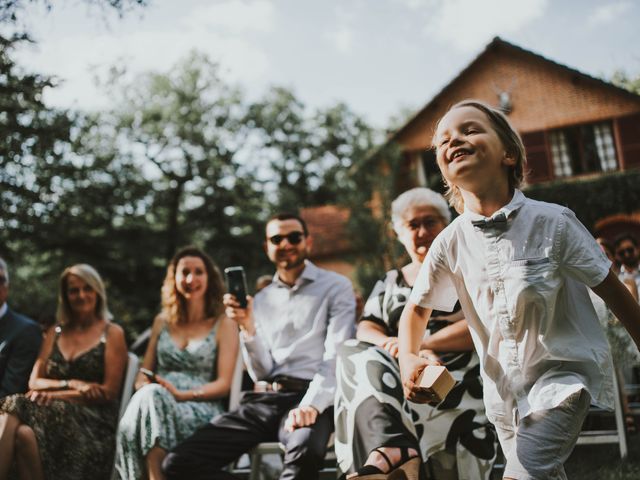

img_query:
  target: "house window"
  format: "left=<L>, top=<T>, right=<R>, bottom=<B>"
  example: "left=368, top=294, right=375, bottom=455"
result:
left=549, top=121, right=618, bottom=178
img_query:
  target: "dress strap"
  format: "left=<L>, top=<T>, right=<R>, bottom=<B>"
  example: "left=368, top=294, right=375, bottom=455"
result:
left=100, top=322, right=111, bottom=344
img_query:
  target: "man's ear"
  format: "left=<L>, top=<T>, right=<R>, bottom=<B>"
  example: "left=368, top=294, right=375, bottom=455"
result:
left=305, top=235, right=313, bottom=254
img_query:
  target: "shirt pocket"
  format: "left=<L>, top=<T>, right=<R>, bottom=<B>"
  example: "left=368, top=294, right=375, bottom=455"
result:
left=510, top=257, right=550, bottom=267
left=506, top=257, right=555, bottom=313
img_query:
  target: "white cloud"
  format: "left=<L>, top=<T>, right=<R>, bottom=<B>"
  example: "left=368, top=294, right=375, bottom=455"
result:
left=183, top=0, right=276, bottom=33
left=15, top=0, right=276, bottom=110
left=325, top=25, right=354, bottom=54
left=421, top=0, right=549, bottom=52
left=586, top=1, right=632, bottom=27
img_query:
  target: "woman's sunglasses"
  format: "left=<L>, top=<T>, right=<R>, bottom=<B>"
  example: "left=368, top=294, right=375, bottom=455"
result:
left=268, top=231, right=305, bottom=246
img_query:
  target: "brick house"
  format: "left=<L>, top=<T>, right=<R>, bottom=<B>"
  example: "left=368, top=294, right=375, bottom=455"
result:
left=385, top=36, right=640, bottom=242
left=300, top=205, right=355, bottom=278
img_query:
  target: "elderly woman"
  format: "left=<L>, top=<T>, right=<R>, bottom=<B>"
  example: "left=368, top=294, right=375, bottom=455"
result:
left=335, top=188, right=496, bottom=480
left=115, top=246, right=239, bottom=480
left=0, top=264, right=128, bottom=480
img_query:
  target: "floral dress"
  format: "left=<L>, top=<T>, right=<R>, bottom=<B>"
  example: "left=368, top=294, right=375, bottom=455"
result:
left=335, top=270, right=497, bottom=479
left=115, top=321, right=224, bottom=479
left=0, top=324, right=119, bottom=480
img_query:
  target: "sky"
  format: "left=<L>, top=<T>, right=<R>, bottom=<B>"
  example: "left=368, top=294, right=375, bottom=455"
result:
left=11, top=0, right=640, bottom=129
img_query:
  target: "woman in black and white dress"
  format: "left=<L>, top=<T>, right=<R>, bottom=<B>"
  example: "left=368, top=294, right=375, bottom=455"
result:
left=335, top=188, right=496, bottom=480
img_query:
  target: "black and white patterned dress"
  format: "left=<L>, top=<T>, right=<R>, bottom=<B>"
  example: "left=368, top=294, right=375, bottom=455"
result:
left=335, top=270, right=496, bottom=479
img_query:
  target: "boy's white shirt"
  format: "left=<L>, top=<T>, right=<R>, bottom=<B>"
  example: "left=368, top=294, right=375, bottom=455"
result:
left=410, top=189, right=615, bottom=427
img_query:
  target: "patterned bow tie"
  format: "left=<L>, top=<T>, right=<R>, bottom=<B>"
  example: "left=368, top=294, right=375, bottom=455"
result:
left=471, top=212, right=508, bottom=229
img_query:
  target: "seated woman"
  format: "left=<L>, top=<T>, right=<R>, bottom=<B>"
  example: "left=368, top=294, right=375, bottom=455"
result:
left=115, top=246, right=239, bottom=480
left=0, top=264, right=128, bottom=480
left=335, top=188, right=496, bottom=480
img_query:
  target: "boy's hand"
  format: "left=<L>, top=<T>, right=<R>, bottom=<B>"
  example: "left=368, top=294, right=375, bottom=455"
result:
left=399, top=352, right=440, bottom=404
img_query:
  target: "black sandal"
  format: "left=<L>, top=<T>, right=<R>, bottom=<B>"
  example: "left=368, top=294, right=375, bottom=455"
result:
left=349, top=447, right=421, bottom=480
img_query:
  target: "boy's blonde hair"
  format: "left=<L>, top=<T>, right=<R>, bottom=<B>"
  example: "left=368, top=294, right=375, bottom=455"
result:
left=432, top=100, right=527, bottom=213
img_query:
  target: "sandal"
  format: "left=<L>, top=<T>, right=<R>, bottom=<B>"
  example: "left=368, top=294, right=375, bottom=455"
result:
left=348, top=447, right=422, bottom=480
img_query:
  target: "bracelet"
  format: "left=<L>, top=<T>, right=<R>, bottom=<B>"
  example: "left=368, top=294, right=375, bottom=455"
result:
left=60, top=379, right=69, bottom=389
left=192, top=388, right=204, bottom=400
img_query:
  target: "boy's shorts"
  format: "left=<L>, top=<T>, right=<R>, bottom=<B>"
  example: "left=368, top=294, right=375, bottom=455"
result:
left=494, top=389, right=591, bottom=480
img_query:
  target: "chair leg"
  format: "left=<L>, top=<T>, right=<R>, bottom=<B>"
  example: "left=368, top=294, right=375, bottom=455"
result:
left=250, top=451, right=262, bottom=480
left=612, top=371, right=628, bottom=459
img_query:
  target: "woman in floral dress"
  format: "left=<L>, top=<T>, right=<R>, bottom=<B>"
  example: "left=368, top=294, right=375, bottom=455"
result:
left=115, top=246, right=238, bottom=480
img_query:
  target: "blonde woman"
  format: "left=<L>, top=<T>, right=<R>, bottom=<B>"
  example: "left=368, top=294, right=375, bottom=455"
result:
left=116, top=246, right=239, bottom=480
left=0, top=264, right=128, bottom=480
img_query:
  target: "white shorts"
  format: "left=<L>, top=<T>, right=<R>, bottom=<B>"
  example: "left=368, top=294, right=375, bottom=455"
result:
left=494, top=389, right=591, bottom=480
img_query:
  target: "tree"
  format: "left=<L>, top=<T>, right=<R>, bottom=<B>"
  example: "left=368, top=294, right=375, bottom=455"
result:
left=611, top=70, right=640, bottom=95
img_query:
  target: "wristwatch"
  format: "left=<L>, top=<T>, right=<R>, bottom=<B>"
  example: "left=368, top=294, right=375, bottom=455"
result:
left=60, top=379, right=69, bottom=389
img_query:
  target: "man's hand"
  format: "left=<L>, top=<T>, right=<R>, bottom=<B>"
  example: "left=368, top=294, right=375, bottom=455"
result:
left=284, top=406, right=318, bottom=432
left=223, top=293, right=256, bottom=336
left=381, top=336, right=399, bottom=358
left=399, top=352, right=440, bottom=404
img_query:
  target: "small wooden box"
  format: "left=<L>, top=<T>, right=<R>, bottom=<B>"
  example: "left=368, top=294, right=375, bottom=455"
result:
left=417, top=366, right=456, bottom=403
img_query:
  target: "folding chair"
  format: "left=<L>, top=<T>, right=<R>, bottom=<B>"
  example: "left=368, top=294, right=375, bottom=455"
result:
left=575, top=372, right=627, bottom=458
left=111, top=352, right=140, bottom=480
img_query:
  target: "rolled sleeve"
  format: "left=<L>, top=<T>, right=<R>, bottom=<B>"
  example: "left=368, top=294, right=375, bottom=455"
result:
left=409, top=239, right=458, bottom=312
left=298, top=278, right=356, bottom=413
left=558, top=209, right=611, bottom=287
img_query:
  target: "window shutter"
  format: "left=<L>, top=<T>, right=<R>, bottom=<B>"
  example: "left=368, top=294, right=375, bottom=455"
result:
left=522, top=131, right=552, bottom=183
left=617, top=112, right=640, bottom=170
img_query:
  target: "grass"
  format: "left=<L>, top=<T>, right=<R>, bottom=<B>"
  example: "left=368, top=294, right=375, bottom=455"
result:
left=565, top=430, right=640, bottom=480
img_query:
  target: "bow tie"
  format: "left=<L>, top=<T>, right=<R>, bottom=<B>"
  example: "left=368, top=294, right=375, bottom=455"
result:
left=471, top=212, right=508, bottom=229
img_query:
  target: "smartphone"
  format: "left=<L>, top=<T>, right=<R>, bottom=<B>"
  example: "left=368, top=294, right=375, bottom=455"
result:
left=224, top=266, right=248, bottom=308
left=139, top=367, right=156, bottom=382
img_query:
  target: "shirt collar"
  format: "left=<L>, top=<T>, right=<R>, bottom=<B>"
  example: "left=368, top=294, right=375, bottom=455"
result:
left=463, top=189, right=526, bottom=224
left=273, top=259, right=318, bottom=288
left=0, top=302, right=7, bottom=319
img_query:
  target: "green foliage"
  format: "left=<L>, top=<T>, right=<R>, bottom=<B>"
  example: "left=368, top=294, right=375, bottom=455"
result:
left=344, top=142, right=406, bottom=295
left=525, top=170, right=640, bottom=231
left=0, top=33, right=73, bottom=320
left=611, top=70, right=640, bottom=95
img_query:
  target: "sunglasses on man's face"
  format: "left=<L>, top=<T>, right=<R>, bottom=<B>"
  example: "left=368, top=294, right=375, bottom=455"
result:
left=617, top=247, right=636, bottom=257
left=268, top=231, right=305, bottom=246
left=0, top=275, right=6, bottom=286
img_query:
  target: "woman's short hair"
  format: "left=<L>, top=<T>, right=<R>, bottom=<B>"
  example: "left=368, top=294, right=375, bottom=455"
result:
left=432, top=100, right=527, bottom=213
left=57, top=264, right=112, bottom=325
left=161, top=246, right=225, bottom=325
left=391, top=187, right=451, bottom=233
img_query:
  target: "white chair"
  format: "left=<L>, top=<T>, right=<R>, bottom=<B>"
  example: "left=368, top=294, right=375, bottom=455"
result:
left=111, top=352, right=140, bottom=480
left=575, top=371, right=628, bottom=458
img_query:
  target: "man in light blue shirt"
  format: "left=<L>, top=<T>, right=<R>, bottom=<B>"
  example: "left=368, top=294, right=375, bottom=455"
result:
left=164, top=213, right=356, bottom=480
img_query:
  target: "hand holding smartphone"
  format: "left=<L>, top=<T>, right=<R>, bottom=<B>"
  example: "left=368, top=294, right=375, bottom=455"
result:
left=224, top=266, right=249, bottom=308
left=139, top=367, right=157, bottom=382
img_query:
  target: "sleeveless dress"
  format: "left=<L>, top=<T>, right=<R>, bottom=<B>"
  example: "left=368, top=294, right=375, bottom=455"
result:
left=335, top=270, right=497, bottom=479
left=115, top=321, right=224, bottom=479
left=0, top=324, right=119, bottom=480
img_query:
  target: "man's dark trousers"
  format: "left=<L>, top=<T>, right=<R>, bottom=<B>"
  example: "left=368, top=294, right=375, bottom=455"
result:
left=162, top=391, right=333, bottom=480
